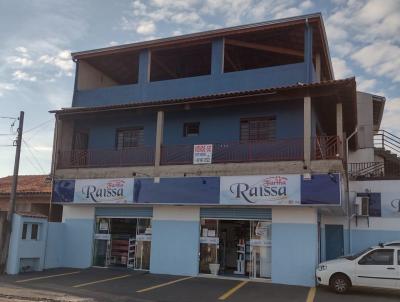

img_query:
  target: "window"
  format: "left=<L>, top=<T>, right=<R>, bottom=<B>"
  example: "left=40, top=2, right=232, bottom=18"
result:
left=183, top=122, right=200, bottom=137
left=240, top=117, right=276, bottom=142
left=358, top=249, right=394, bottom=265
left=31, top=224, right=39, bottom=240
left=116, top=127, right=144, bottom=149
left=22, top=223, right=28, bottom=239
left=21, top=223, right=40, bottom=240
left=398, top=250, right=400, bottom=265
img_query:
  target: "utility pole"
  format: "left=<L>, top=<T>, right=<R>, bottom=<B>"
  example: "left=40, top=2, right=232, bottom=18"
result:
left=0, top=111, right=24, bottom=273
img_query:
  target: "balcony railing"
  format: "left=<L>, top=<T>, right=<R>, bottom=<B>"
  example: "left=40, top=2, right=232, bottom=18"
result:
left=348, top=161, right=400, bottom=180
left=312, top=136, right=341, bottom=160
left=57, top=136, right=341, bottom=169
left=161, top=138, right=304, bottom=165
left=57, top=146, right=155, bottom=168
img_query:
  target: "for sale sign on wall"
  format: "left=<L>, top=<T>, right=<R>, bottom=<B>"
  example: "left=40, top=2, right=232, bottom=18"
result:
left=193, top=144, right=213, bottom=164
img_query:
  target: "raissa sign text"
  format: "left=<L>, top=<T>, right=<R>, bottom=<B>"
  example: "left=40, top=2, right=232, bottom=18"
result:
left=220, top=175, right=301, bottom=205
left=193, top=144, right=213, bottom=164
left=74, top=178, right=134, bottom=203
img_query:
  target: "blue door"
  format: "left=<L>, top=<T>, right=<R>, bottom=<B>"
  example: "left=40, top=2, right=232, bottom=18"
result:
left=325, top=224, right=344, bottom=261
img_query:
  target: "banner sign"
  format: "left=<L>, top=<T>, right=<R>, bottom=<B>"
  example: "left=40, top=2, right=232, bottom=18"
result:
left=220, top=175, right=301, bottom=205
left=193, top=144, right=213, bottom=164
left=53, top=174, right=341, bottom=206
left=53, top=178, right=134, bottom=204
left=200, top=237, right=219, bottom=244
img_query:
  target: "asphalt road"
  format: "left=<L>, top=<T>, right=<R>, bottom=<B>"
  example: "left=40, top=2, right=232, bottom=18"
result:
left=0, top=268, right=399, bottom=302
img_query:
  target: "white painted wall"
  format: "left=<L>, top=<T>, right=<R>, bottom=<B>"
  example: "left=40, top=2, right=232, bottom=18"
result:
left=152, top=206, right=200, bottom=221
left=62, top=205, right=95, bottom=222
left=272, top=207, right=317, bottom=224
left=77, top=61, right=117, bottom=91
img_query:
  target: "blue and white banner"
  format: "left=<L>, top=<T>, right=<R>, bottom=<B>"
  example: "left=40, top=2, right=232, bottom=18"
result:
left=53, top=178, right=134, bottom=203
left=53, top=174, right=341, bottom=206
left=220, top=175, right=301, bottom=205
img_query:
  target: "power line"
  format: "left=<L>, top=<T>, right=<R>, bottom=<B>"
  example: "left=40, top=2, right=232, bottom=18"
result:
left=22, top=140, right=47, bottom=174
left=24, top=119, right=53, bottom=134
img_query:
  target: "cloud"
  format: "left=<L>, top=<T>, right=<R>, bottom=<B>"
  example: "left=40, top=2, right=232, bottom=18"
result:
left=0, top=82, right=16, bottom=97
left=6, top=56, right=34, bottom=67
left=12, top=70, right=37, bottom=82
left=381, top=97, right=400, bottom=136
left=351, top=42, right=400, bottom=82
left=332, top=57, right=352, bottom=79
left=38, top=50, right=74, bottom=76
left=356, top=77, right=377, bottom=92
left=136, top=20, right=156, bottom=35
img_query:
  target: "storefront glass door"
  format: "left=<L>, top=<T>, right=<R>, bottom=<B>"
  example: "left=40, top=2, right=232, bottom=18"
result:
left=198, top=218, right=271, bottom=279
left=93, top=217, right=152, bottom=270
left=249, top=221, right=272, bottom=279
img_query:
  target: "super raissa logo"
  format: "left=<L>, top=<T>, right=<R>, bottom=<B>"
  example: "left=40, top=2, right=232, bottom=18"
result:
left=81, top=179, right=126, bottom=202
left=391, top=199, right=400, bottom=213
left=229, top=176, right=288, bottom=203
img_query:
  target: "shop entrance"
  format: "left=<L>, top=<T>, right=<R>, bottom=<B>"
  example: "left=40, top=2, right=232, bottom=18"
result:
left=93, top=217, right=152, bottom=270
left=199, top=219, right=271, bottom=279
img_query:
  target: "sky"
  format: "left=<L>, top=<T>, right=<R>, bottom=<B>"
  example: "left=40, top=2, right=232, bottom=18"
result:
left=0, top=0, right=399, bottom=177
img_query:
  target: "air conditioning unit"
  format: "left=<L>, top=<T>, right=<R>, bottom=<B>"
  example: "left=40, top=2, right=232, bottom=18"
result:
left=355, top=196, right=369, bottom=216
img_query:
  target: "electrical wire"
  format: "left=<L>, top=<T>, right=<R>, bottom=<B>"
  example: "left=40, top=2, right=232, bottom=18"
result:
left=22, top=140, right=47, bottom=174
left=24, top=119, right=53, bottom=134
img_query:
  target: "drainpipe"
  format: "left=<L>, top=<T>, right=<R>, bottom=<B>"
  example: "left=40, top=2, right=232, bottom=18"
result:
left=345, top=127, right=358, bottom=254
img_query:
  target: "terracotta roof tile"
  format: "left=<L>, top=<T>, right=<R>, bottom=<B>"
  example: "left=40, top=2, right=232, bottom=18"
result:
left=0, top=175, right=51, bottom=195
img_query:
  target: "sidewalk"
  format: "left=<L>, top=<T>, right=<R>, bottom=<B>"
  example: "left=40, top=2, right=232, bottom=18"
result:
left=0, top=283, right=93, bottom=302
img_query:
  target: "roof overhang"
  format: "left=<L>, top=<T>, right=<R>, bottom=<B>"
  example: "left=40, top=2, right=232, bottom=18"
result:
left=71, top=13, right=334, bottom=80
left=51, top=77, right=357, bottom=133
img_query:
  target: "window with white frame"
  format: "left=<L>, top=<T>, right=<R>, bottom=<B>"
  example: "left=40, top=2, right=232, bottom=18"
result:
left=21, top=223, right=40, bottom=240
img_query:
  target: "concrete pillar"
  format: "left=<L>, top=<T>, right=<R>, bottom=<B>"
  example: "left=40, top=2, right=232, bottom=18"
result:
left=304, top=96, right=312, bottom=165
left=211, top=38, right=224, bottom=76
left=315, top=53, right=321, bottom=82
left=138, top=49, right=151, bottom=84
left=304, top=23, right=313, bottom=83
left=154, top=110, right=164, bottom=175
left=336, top=102, right=344, bottom=156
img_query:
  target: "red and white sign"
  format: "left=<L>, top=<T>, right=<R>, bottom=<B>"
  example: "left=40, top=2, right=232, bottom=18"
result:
left=193, top=144, right=213, bottom=164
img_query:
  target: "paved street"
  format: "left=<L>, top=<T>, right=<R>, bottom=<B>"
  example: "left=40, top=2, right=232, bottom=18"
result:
left=0, top=268, right=399, bottom=302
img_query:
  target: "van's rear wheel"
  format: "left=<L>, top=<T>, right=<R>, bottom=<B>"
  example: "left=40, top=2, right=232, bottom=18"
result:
left=330, top=274, right=351, bottom=294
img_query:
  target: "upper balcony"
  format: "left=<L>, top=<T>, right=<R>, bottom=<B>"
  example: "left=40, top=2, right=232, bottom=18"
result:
left=52, top=78, right=357, bottom=176
left=71, top=14, right=333, bottom=108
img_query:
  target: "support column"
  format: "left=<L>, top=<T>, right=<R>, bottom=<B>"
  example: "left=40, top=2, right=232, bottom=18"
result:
left=304, top=96, right=312, bottom=165
left=154, top=110, right=164, bottom=176
left=211, top=38, right=224, bottom=76
left=315, top=53, right=321, bottom=82
left=138, top=49, right=151, bottom=84
left=304, top=23, right=313, bottom=83
left=336, top=102, right=344, bottom=157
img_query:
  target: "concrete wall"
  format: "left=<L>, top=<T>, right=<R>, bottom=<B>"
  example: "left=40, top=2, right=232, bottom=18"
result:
left=71, top=101, right=304, bottom=151
left=61, top=206, right=95, bottom=268
left=7, top=214, right=48, bottom=275
left=356, top=92, right=374, bottom=149
left=73, top=62, right=312, bottom=107
left=44, top=222, right=65, bottom=269
left=271, top=207, right=318, bottom=286
left=150, top=206, right=200, bottom=276
left=77, top=61, right=118, bottom=91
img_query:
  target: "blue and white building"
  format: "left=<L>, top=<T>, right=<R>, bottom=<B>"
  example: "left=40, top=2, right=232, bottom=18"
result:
left=41, top=13, right=400, bottom=287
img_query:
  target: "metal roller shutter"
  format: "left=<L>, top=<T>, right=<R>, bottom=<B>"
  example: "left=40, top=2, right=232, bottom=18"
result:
left=95, top=207, right=153, bottom=218
left=200, top=207, right=271, bottom=220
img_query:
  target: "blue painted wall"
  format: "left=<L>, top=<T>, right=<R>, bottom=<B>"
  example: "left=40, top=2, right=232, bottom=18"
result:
left=75, top=101, right=304, bottom=151
left=150, top=220, right=200, bottom=276
left=271, top=223, right=318, bottom=286
left=75, top=112, right=157, bottom=149
left=351, top=229, right=400, bottom=254
left=73, top=63, right=312, bottom=107
left=44, top=223, right=65, bottom=269
left=7, top=214, right=49, bottom=275
left=62, top=219, right=94, bottom=268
